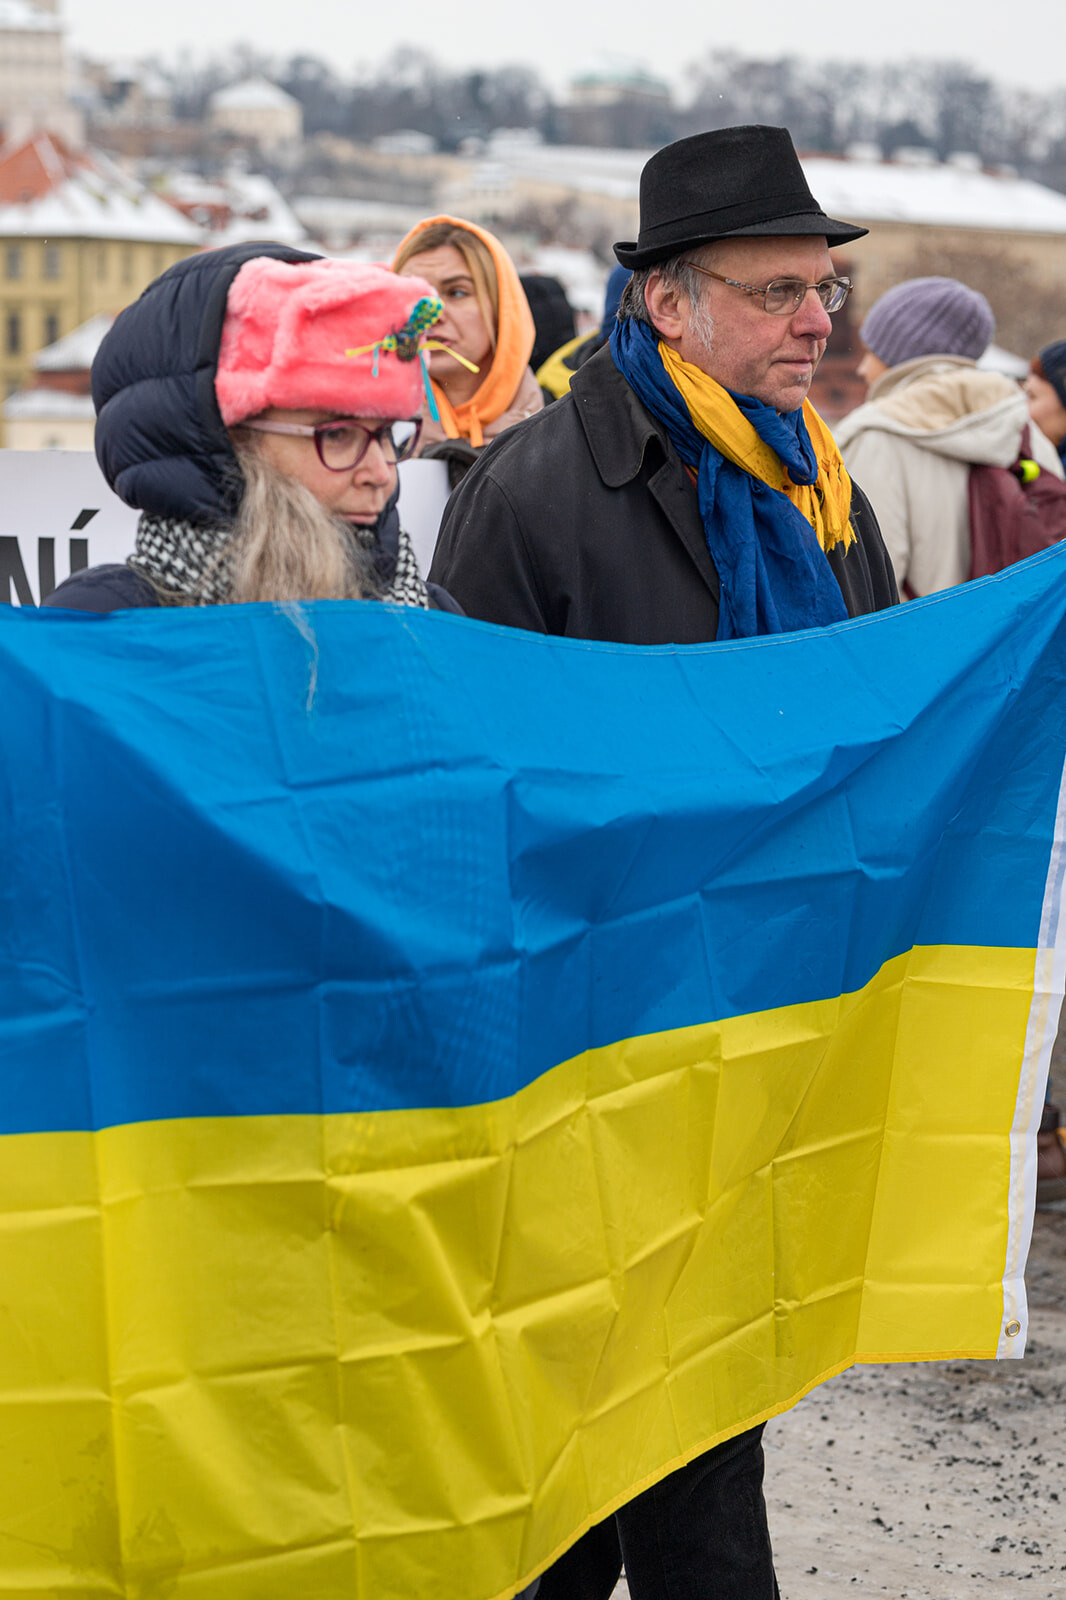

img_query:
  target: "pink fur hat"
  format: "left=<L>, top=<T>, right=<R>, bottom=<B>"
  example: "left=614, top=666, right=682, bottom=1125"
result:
left=215, top=256, right=441, bottom=426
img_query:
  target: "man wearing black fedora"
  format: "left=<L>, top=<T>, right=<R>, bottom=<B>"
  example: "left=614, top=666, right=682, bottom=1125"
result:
left=431, top=126, right=898, bottom=1598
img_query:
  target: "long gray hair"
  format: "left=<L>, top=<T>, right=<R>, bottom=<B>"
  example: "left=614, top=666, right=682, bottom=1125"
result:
left=225, top=437, right=378, bottom=605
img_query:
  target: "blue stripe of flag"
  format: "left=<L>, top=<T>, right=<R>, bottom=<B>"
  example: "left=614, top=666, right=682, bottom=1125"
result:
left=2, top=543, right=1066, bottom=1134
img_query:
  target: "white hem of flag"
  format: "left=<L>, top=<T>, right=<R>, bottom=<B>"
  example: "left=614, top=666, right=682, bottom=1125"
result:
left=998, top=754, right=1066, bottom=1358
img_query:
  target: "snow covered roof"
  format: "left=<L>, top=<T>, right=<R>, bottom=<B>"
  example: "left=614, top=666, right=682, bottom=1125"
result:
left=0, top=133, right=201, bottom=243
left=492, top=141, right=648, bottom=202
left=209, top=77, right=299, bottom=113
left=206, top=170, right=306, bottom=245
left=33, top=311, right=113, bottom=371
left=2, top=387, right=96, bottom=419
left=0, top=0, right=61, bottom=33
left=372, top=131, right=436, bottom=157
left=158, top=168, right=307, bottom=246
left=292, top=194, right=429, bottom=236
left=803, top=155, right=1066, bottom=236
left=158, top=172, right=229, bottom=207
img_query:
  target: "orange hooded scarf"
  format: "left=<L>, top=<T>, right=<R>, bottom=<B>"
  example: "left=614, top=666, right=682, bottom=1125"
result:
left=393, top=215, right=536, bottom=448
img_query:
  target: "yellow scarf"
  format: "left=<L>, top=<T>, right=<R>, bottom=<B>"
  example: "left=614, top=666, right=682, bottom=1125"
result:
left=658, top=342, right=854, bottom=553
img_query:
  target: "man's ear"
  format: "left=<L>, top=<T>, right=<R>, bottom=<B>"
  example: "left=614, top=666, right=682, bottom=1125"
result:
left=644, top=271, right=685, bottom=340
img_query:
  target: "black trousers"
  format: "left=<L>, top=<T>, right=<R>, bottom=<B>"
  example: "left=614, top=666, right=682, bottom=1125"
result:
left=536, top=1425, right=778, bottom=1600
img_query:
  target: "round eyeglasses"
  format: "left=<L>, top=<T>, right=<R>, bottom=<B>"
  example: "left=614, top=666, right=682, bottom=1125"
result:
left=240, top=417, right=423, bottom=471
left=682, top=261, right=853, bottom=316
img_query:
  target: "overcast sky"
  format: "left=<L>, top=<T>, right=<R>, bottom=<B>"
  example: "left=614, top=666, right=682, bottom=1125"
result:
left=65, top=0, right=1065, bottom=96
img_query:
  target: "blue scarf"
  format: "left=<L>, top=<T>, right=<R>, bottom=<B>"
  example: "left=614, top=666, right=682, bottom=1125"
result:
left=610, top=317, right=849, bottom=640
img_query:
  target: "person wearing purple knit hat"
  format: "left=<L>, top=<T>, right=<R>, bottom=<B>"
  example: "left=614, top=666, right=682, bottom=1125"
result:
left=856, top=275, right=994, bottom=379
left=835, top=276, right=1064, bottom=597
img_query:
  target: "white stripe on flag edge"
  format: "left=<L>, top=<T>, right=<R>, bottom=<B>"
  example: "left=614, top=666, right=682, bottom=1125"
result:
left=998, top=752, right=1066, bottom=1358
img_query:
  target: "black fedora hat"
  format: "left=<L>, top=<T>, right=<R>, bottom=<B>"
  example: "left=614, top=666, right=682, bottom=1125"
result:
left=614, top=125, right=867, bottom=270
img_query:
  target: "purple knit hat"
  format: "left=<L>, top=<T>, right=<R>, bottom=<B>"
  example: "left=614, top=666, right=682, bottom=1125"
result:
left=860, top=277, right=994, bottom=368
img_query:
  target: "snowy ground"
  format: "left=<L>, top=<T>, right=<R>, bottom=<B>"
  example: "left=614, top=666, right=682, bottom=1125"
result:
left=764, top=1209, right=1066, bottom=1599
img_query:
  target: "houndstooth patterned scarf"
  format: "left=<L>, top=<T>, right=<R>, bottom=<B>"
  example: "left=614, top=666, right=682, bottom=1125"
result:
left=353, top=515, right=430, bottom=609
left=128, top=509, right=430, bottom=609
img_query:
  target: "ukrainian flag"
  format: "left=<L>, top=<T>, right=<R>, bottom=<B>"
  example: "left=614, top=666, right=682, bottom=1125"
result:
left=2, top=548, right=1064, bottom=1599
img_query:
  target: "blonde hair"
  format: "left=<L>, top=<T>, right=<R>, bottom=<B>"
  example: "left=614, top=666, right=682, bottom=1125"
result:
left=224, top=439, right=377, bottom=604
left=394, top=221, right=499, bottom=351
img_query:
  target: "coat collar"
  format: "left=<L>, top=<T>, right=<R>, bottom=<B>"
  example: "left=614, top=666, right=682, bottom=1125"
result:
left=569, top=341, right=721, bottom=606
left=569, top=342, right=672, bottom=486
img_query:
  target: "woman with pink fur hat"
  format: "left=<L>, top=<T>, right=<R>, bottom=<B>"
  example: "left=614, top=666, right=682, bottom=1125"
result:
left=42, top=239, right=542, bottom=1600
left=45, top=242, right=460, bottom=614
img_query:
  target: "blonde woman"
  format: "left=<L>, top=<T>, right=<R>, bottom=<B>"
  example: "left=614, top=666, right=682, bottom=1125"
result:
left=394, top=215, right=543, bottom=454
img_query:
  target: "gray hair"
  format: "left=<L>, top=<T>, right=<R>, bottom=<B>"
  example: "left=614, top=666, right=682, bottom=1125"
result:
left=227, top=438, right=378, bottom=605
left=617, top=246, right=719, bottom=352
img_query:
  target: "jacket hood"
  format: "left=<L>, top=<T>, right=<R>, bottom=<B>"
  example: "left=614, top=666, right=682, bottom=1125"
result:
left=392, top=214, right=536, bottom=446
left=834, top=356, right=1031, bottom=468
left=93, top=241, right=321, bottom=523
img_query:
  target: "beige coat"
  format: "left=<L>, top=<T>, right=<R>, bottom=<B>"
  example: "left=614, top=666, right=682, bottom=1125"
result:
left=834, top=356, right=1064, bottom=596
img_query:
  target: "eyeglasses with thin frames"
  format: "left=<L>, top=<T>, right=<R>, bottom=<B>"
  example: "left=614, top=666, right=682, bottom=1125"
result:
left=240, top=417, right=423, bottom=471
left=682, top=261, right=852, bottom=316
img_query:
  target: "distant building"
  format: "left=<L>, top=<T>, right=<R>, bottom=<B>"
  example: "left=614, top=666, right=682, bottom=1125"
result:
left=2, top=381, right=93, bottom=447
left=1, top=307, right=108, bottom=447
left=29, top=304, right=109, bottom=387
left=0, top=131, right=200, bottom=408
left=568, top=66, right=672, bottom=109
left=208, top=77, right=302, bottom=154
left=0, top=0, right=81, bottom=146
left=564, top=64, right=673, bottom=148
left=82, top=58, right=173, bottom=129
